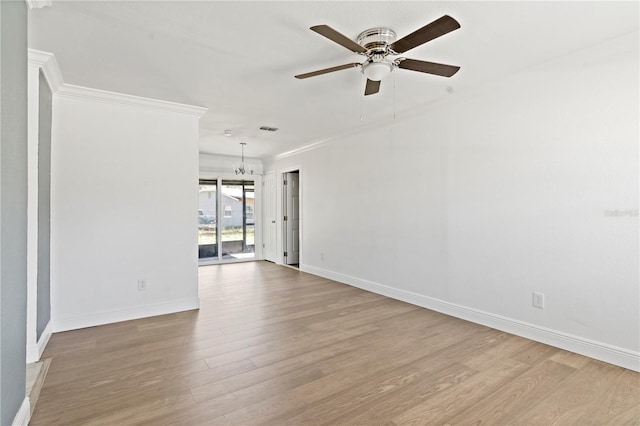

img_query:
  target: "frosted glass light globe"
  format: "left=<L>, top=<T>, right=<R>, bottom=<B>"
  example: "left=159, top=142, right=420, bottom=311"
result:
left=362, top=61, right=393, bottom=81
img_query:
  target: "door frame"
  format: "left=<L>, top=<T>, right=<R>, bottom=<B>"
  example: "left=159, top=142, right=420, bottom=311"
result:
left=262, top=171, right=277, bottom=262
left=277, top=165, right=302, bottom=266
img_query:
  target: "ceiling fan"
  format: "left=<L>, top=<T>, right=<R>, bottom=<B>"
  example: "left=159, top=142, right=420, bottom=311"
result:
left=295, top=15, right=461, bottom=96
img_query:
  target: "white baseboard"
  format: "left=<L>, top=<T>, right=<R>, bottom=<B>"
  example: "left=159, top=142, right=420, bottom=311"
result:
left=12, top=398, right=30, bottom=426
left=26, top=320, right=52, bottom=363
left=301, top=264, right=640, bottom=372
left=52, top=298, right=200, bottom=332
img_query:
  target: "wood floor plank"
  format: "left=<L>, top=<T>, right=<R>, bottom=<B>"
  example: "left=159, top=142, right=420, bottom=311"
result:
left=443, top=359, right=576, bottom=425
left=390, top=358, right=531, bottom=425
left=31, top=360, right=209, bottom=424
left=218, top=297, right=414, bottom=336
left=460, top=333, right=533, bottom=370
left=186, top=327, right=394, bottom=404
left=29, top=261, right=640, bottom=425
left=575, top=367, right=640, bottom=425
left=507, top=360, right=625, bottom=425
left=274, top=362, right=476, bottom=426
left=549, top=349, right=592, bottom=369
left=204, top=324, right=379, bottom=369
left=508, top=340, right=562, bottom=366
left=79, top=392, right=196, bottom=426
left=322, top=364, right=476, bottom=426
left=188, top=364, right=326, bottom=418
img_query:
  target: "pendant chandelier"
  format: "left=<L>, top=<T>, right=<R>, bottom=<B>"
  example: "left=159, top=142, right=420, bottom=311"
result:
left=233, top=142, right=254, bottom=175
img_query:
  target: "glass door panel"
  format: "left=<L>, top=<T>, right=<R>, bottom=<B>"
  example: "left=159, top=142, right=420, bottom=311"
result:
left=198, top=180, right=217, bottom=259
left=246, top=186, right=255, bottom=249
left=221, top=180, right=255, bottom=260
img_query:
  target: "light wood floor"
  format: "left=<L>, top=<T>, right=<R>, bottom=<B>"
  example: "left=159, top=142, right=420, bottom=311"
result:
left=31, top=261, right=640, bottom=425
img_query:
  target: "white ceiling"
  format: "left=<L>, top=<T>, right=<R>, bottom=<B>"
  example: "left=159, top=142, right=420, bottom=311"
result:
left=28, top=1, right=639, bottom=159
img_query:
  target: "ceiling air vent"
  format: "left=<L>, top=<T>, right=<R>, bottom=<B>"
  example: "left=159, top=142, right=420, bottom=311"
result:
left=259, top=126, right=278, bottom=132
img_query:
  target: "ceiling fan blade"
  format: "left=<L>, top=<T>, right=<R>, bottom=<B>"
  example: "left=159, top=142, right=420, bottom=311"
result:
left=310, top=25, right=367, bottom=54
left=295, top=63, right=360, bottom=79
left=390, top=15, right=460, bottom=54
left=364, top=79, right=380, bottom=96
left=398, top=58, right=460, bottom=77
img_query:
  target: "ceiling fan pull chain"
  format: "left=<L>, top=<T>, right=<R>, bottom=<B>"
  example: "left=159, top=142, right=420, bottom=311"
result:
left=393, top=71, right=397, bottom=121
left=360, top=72, right=364, bottom=122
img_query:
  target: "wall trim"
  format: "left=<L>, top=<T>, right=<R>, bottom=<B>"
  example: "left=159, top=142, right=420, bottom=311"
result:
left=26, top=321, right=52, bottom=363
left=270, top=92, right=457, bottom=161
left=56, top=84, right=208, bottom=117
left=28, top=49, right=63, bottom=93
left=301, top=264, right=640, bottom=372
left=52, top=298, right=200, bottom=332
left=270, top=86, right=457, bottom=162
left=11, top=398, right=30, bottom=426
left=27, top=49, right=207, bottom=117
left=25, top=0, right=51, bottom=10
left=199, top=152, right=264, bottom=175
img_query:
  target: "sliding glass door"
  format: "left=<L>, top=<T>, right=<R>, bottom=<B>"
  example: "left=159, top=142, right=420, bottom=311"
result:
left=198, top=179, right=255, bottom=262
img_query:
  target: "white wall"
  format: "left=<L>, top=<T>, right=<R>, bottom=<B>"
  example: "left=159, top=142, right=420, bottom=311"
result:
left=0, top=1, right=29, bottom=424
left=51, top=91, right=203, bottom=331
left=265, top=32, right=639, bottom=370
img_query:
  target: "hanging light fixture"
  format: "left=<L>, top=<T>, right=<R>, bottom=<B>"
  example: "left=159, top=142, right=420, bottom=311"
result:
left=233, top=142, right=254, bottom=175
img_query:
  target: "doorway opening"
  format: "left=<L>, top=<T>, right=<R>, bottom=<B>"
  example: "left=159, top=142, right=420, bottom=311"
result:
left=283, top=170, right=300, bottom=268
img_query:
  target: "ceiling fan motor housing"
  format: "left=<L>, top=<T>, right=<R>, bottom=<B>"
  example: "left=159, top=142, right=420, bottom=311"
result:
left=357, top=27, right=397, bottom=54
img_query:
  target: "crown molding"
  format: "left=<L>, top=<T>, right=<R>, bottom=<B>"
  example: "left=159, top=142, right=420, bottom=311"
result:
left=27, top=49, right=207, bottom=118
left=28, top=49, right=63, bottom=92
left=25, top=0, right=51, bottom=10
left=199, top=152, right=263, bottom=175
left=270, top=94, right=449, bottom=162
left=56, top=84, right=208, bottom=117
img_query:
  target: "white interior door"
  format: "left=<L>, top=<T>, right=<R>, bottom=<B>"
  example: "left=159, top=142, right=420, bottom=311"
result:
left=284, top=172, right=300, bottom=265
left=263, top=172, right=277, bottom=262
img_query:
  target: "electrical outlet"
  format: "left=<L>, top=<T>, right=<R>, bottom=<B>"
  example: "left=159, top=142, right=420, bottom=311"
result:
left=138, top=279, right=146, bottom=292
left=532, top=292, right=545, bottom=309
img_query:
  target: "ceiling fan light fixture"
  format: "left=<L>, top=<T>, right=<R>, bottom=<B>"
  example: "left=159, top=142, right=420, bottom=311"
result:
left=362, top=61, right=393, bottom=81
